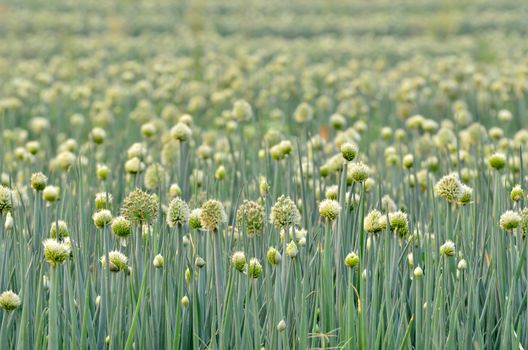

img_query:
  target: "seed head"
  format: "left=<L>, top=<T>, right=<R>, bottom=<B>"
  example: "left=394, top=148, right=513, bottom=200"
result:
left=31, top=172, right=48, bottom=191
left=236, top=200, right=265, bottom=236
left=488, top=152, right=506, bottom=170
left=0, top=186, right=14, bottom=215
left=344, top=252, right=359, bottom=268
left=231, top=251, right=246, bottom=272
left=50, top=220, right=69, bottom=239
left=189, top=209, right=202, bottom=229
left=267, top=247, right=282, bottom=265
left=434, top=173, right=462, bottom=203
left=319, top=199, right=341, bottom=221
left=270, top=195, right=301, bottom=228
left=167, top=197, right=190, bottom=227
left=121, top=188, right=159, bottom=225
left=389, top=211, right=409, bottom=237
left=232, top=99, right=253, bottom=122
left=511, top=185, right=524, bottom=202
left=153, top=254, right=164, bottom=268
left=97, top=164, right=110, bottom=180
left=247, top=258, right=262, bottom=279
left=171, top=122, right=192, bottom=142
left=100, top=251, right=128, bottom=272
left=95, top=192, right=113, bottom=210
left=200, top=200, right=227, bottom=231
left=0, top=291, right=21, bottom=311
left=340, top=142, right=358, bottom=162
left=348, top=162, right=370, bottom=183
left=93, top=209, right=113, bottom=229
left=364, top=209, right=383, bottom=234
left=42, top=185, right=60, bottom=203
left=144, top=163, right=165, bottom=190
left=43, top=239, right=69, bottom=266
left=440, top=240, right=456, bottom=257
left=111, top=216, right=131, bottom=238
left=286, top=241, right=299, bottom=258
left=500, top=210, right=521, bottom=231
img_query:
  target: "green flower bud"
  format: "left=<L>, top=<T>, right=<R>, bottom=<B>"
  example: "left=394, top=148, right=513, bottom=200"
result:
left=50, top=220, right=69, bottom=239
left=30, top=172, right=48, bottom=191
left=43, top=185, right=60, bottom=203
left=340, top=142, right=357, bottom=162
left=153, top=254, right=164, bottom=268
left=440, top=240, right=456, bottom=257
left=111, top=216, right=131, bottom=238
left=286, top=241, right=298, bottom=258
left=231, top=251, right=246, bottom=272
left=93, top=209, right=113, bottom=229
left=344, top=252, right=359, bottom=268
left=43, top=239, right=69, bottom=266
left=247, top=258, right=262, bottom=279
left=267, top=247, right=281, bottom=265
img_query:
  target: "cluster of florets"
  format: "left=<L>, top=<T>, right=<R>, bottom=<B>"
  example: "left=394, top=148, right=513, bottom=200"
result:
left=167, top=197, right=190, bottom=227
left=270, top=195, right=301, bottom=228
left=121, top=188, right=159, bottom=224
left=236, top=200, right=265, bottom=236
left=200, top=199, right=227, bottom=231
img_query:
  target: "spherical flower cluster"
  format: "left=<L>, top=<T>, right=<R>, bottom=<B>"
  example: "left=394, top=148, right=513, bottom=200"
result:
left=93, top=209, right=113, bottom=229
left=111, top=216, right=131, bottom=238
left=270, top=195, right=301, bottom=228
left=434, top=173, right=463, bottom=204
left=95, top=192, right=113, bottom=210
left=344, top=252, right=359, bottom=268
left=267, top=247, right=281, bottom=265
left=458, top=185, right=474, bottom=205
left=319, top=199, right=341, bottom=221
left=247, top=258, right=262, bottom=279
left=43, top=185, right=60, bottom=203
left=171, top=122, right=192, bottom=142
left=100, top=251, right=128, bottom=272
left=499, top=210, right=521, bottom=231
left=440, top=240, right=456, bottom=257
left=200, top=200, right=227, bottom=231
left=167, top=197, right=190, bottom=227
left=348, top=162, right=370, bottom=183
left=144, top=163, right=165, bottom=190
left=413, top=267, right=424, bottom=278
left=511, top=185, right=524, bottom=202
left=30, top=172, right=48, bottom=191
left=231, top=251, right=246, bottom=272
left=388, top=211, right=409, bottom=237
left=488, top=152, right=506, bottom=170
left=189, top=209, right=202, bottom=229
left=232, top=99, right=253, bottom=122
left=0, top=290, right=21, bottom=311
left=364, top=209, right=384, bottom=234
left=43, top=239, right=70, bottom=266
left=121, top=188, right=159, bottom=224
left=340, top=142, right=358, bottom=162
left=293, top=102, right=313, bottom=123
left=0, top=186, right=13, bottom=215
left=153, top=254, right=164, bottom=268
left=286, top=241, right=299, bottom=258
left=50, top=220, right=69, bottom=239
left=236, top=200, right=265, bottom=236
